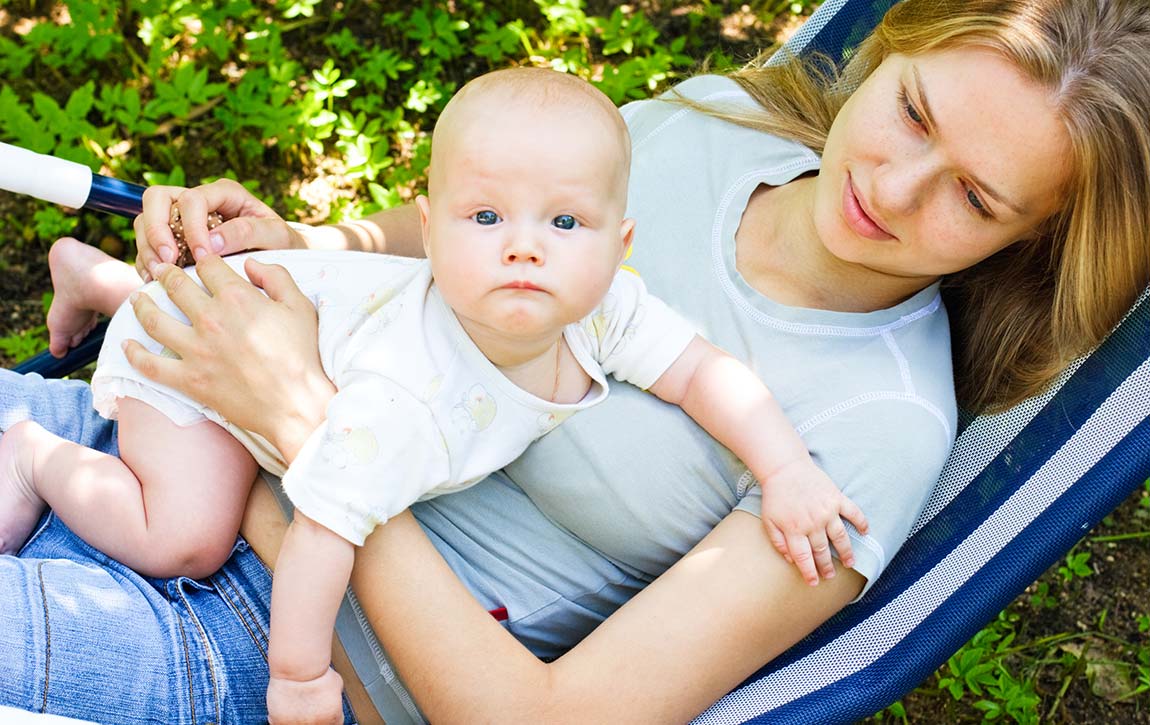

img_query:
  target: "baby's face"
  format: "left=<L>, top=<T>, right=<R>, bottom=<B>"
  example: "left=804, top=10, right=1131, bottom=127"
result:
left=420, top=100, right=632, bottom=346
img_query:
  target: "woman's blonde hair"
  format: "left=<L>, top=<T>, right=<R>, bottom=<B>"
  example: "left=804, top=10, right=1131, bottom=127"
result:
left=698, top=0, right=1150, bottom=412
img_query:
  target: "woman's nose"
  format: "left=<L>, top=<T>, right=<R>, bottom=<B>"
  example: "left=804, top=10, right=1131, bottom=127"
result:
left=872, top=157, right=932, bottom=217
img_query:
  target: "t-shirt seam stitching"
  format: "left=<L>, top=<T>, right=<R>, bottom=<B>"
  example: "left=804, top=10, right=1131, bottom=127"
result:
left=794, top=392, right=953, bottom=442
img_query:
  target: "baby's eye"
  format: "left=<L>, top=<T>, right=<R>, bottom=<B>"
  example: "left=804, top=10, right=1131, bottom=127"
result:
left=474, top=210, right=500, bottom=225
left=552, top=215, right=578, bottom=230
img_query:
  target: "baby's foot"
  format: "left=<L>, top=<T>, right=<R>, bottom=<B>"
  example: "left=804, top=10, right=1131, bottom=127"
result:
left=46, top=238, right=113, bottom=358
left=0, top=422, right=47, bottom=555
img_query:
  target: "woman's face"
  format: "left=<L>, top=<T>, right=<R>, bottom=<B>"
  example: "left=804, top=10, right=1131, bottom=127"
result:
left=814, top=46, right=1072, bottom=283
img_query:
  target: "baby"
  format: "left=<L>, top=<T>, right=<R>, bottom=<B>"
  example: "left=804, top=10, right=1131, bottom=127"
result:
left=0, top=68, right=867, bottom=719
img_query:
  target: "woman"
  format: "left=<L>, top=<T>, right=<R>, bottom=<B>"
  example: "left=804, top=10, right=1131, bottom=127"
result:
left=4, top=0, right=1149, bottom=722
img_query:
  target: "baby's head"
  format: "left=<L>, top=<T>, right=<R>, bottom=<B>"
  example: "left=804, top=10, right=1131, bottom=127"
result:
left=417, top=68, right=634, bottom=344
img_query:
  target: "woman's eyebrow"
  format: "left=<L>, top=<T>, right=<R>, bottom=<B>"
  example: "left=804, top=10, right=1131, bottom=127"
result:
left=912, top=66, right=1028, bottom=217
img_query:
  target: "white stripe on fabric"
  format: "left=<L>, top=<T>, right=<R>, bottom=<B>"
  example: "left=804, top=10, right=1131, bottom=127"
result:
left=692, top=358, right=1150, bottom=724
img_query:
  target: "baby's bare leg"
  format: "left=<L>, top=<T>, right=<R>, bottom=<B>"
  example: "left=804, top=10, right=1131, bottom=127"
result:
left=0, top=422, right=49, bottom=554
left=27, top=398, right=258, bottom=578
left=47, top=237, right=144, bottom=358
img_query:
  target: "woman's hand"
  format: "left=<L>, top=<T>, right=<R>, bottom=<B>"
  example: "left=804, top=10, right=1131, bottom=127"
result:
left=133, top=180, right=309, bottom=282
left=123, top=255, right=335, bottom=461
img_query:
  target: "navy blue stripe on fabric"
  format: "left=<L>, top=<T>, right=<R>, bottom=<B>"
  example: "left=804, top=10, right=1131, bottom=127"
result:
left=742, top=415, right=1150, bottom=724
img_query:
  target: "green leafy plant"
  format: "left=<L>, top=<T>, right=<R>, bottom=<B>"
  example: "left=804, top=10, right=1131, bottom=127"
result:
left=1058, top=549, right=1093, bottom=584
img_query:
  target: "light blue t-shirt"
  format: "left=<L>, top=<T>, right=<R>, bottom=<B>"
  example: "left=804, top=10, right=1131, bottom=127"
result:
left=338, top=75, right=957, bottom=717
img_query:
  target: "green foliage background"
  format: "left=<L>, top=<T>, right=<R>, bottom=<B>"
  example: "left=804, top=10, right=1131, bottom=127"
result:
left=0, top=0, right=807, bottom=243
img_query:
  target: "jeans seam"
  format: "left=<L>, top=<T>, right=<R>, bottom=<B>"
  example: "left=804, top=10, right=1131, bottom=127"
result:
left=36, top=562, right=50, bottom=714
left=210, top=571, right=269, bottom=662
left=175, top=610, right=196, bottom=723
left=177, top=584, right=222, bottom=724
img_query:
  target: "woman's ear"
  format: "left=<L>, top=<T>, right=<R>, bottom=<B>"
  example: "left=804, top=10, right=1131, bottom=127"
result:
left=618, top=217, right=636, bottom=265
left=415, top=195, right=433, bottom=258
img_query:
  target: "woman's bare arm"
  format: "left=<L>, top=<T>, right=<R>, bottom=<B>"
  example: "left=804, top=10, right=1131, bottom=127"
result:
left=353, top=509, right=864, bottom=722
left=290, top=204, right=424, bottom=257
left=134, top=180, right=424, bottom=279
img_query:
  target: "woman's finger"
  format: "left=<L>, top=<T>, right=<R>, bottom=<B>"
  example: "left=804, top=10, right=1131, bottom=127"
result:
left=150, top=263, right=214, bottom=326
left=175, top=183, right=280, bottom=259
left=244, top=259, right=311, bottom=309
left=191, top=255, right=268, bottom=306
left=134, top=185, right=186, bottom=280
left=194, top=178, right=280, bottom=221
left=164, top=189, right=219, bottom=262
left=129, top=288, right=198, bottom=353
left=206, top=216, right=304, bottom=258
left=121, top=339, right=187, bottom=388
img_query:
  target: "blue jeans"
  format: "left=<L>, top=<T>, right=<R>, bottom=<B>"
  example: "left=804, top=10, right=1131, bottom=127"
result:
left=0, top=370, right=354, bottom=723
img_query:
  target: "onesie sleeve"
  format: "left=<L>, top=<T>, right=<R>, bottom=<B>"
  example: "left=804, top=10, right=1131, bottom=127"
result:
left=582, top=271, right=697, bottom=390
left=280, top=373, right=450, bottom=545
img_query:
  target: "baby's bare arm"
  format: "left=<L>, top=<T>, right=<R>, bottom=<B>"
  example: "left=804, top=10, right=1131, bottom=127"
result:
left=267, top=512, right=353, bottom=723
left=649, top=336, right=869, bottom=585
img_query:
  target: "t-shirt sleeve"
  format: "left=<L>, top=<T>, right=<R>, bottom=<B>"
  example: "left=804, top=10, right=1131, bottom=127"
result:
left=736, top=397, right=954, bottom=598
left=582, top=270, right=697, bottom=390
left=280, top=373, right=450, bottom=545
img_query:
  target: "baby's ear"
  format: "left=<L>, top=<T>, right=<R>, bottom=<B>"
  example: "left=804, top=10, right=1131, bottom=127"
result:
left=618, top=218, right=636, bottom=263
left=415, top=195, right=432, bottom=257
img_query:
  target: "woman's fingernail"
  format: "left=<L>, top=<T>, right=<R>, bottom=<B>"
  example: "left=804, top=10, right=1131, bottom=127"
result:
left=209, top=232, right=225, bottom=252
left=128, top=291, right=140, bottom=304
left=193, top=246, right=207, bottom=261
left=159, top=246, right=175, bottom=264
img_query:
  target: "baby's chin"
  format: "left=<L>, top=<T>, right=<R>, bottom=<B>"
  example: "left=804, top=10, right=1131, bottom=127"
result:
left=466, top=304, right=568, bottom=342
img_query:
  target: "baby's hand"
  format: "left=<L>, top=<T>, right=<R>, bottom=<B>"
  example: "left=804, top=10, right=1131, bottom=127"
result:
left=267, top=668, right=344, bottom=725
left=758, top=458, right=868, bottom=586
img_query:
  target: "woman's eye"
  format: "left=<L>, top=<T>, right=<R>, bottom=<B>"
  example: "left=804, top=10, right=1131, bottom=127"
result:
left=966, top=188, right=991, bottom=218
left=474, top=210, right=500, bottom=225
left=898, top=88, right=924, bottom=126
left=552, top=215, right=578, bottom=230
left=905, top=101, right=923, bottom=125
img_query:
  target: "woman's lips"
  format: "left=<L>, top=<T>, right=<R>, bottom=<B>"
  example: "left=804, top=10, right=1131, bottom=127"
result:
left=843, top=173, right=895, bottom=241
